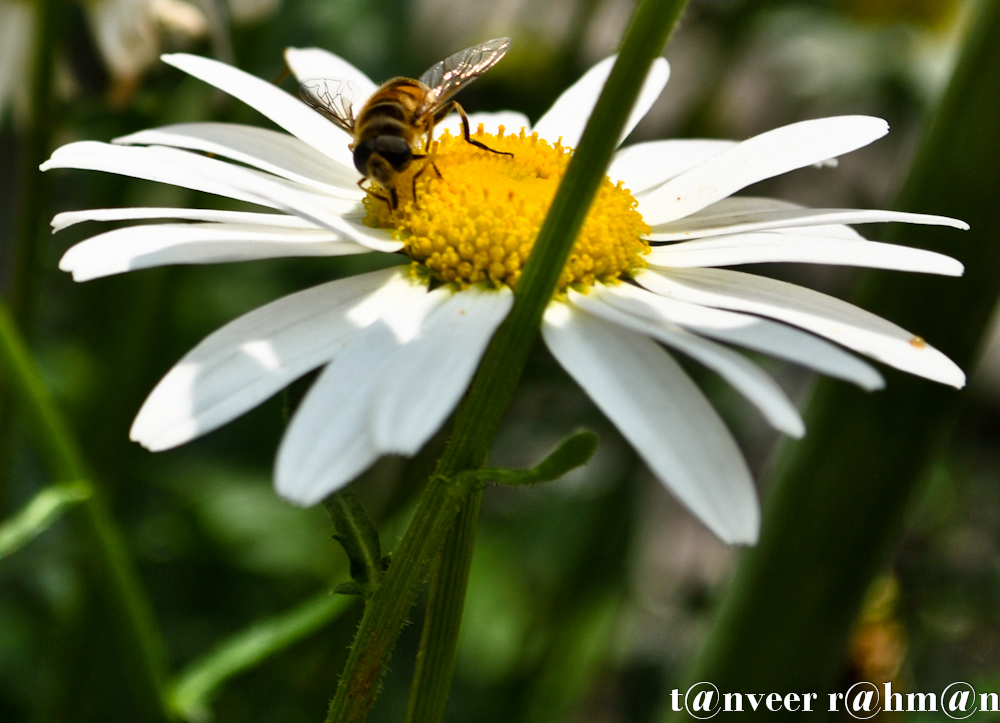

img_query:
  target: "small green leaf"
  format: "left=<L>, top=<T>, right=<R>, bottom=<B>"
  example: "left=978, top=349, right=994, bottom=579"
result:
left=457, top=429, right=599, bottom=488
left=524, top=430, right=599, bottom=484
left=324, top=492, right=384, bottom=598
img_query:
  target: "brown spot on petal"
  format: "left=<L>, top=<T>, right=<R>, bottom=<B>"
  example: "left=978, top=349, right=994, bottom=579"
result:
left=910, top=336, right=927, bottom=349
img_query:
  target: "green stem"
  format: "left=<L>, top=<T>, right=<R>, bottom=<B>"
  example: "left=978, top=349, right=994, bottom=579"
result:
left=80, top=489, right=173, bottom=719
left=405, top=430, right=598, bottom=722
left=325, top=1, right=690, bottom=721
left=171, top=592, right=356, bottom=721
left=0, top=302, right=172, bottom=720
left=0, top=480, right=91, bottom=558
left=0, top=303, right=87, bottom=480
left=404, top=490, right=482, bottom=723
left=673, top=0, right=1000, bottom=708
left=10, top=0, right=57, bottom=325
left=0, top=0, right=59, bottom=502
left=323, top=474, right=476, bottom=723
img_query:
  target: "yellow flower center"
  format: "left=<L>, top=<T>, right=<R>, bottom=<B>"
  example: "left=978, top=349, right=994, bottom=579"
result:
left=363, top=126, right=650, bottom=290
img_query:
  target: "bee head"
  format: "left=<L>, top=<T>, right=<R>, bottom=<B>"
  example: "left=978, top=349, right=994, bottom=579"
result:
left=354, top=136, right=413, bottom=180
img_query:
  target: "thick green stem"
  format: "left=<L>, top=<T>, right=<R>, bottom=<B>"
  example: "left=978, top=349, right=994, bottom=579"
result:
left=673, top=0, right=1000, bottom=711
left=404, top=490, right=482, bottom=723
left=324, top=1, right=690, bottom=721
left=0, top=302, right=172, bottom=720
left=405, top=430, right=598, bottom=722
left=323, top=475, right=475, bottom=723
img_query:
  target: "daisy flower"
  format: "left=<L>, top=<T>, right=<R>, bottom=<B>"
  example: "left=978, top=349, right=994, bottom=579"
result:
left=42, top=47, right=967, bottom=545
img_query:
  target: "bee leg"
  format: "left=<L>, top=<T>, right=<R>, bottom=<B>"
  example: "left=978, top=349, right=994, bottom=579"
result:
left=357, top=178, right=393, bottom=212
left=408, top=158, right=443, bottom=209
left=412, top=154, right=443, bottom=178
left=453, top=102, right=514, bottom=157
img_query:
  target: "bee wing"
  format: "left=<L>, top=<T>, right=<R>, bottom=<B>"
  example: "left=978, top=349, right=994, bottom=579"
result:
left=417, top=37, right=511, bottom=114
left=298, top=77, right=359, bottom=134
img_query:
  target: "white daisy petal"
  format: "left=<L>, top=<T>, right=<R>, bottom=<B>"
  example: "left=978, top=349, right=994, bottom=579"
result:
left=635, top=267, right=966, bottom=388
left=371, top=285, right=513, bottom=454
left=647, top=232, right=964, bottom=276
left=161, top=53, right=357, bottom=170
left=570, top=287, right=804, bottom=438
left=639, top=116, right=892, bottom=225
left=126, top=145, right=399, bottom=252
left=609, top=140, right=737, bottom=194
left=542, top=302, right=759, bottom=545
left=533, top=56, right=670, bottom=148
left=204, top=171, right=398, bottom=252
left=770, top=224, right=865, bottom=240
left=43, top=141, right=271, bottom=207
left=652, top=197, right=867, bottom=241
left=114, top=123, right=363, bottom=195
left=275, top=281, right=442, bottom=505
left=59, top=223, right=372, bottom=281
left=131, top=267, right=415, bottom=452
left=283, top=47, right=379, bottom=100
left=648, top=204, right=970, bottom=241
left=434, top=111, right=532, bottom=140
left=52, top=208, right=319, bottom=232
left=274, top=338, right=382, bottom=504
left=598, top=282, right=884, bottom=390
left=41, top=142, right=360, bottom=215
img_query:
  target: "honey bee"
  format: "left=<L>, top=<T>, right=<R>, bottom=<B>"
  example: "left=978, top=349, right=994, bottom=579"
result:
left=299, top=38, right=513, bottom=209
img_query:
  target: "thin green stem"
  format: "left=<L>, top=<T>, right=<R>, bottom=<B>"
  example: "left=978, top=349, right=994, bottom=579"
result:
left=0, top=480, right=91, bottom=558
left=0, top=302, right=172, bottom=720
left=325, top=1, right=690, bottom=721
left=171, top=592, right=355, bottom=721
left=0, top=304, right=87, bottom=480
left=10, top=0, right=57, bottom=325
left=0, top=0, right=60, bottom=498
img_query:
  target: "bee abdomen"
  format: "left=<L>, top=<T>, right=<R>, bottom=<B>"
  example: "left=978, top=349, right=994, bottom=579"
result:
left=365, top=100, right=407, bottom=121
left=359, top=114, right=409, bottom=141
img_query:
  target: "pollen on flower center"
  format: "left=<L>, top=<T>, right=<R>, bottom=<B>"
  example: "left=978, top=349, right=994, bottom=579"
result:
left=362, top=125, right=651, bottom=290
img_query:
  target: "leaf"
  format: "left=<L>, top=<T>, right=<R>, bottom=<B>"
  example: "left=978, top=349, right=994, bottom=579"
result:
left=456, top=429, right=599, bottom=488
left=324, top=492, right=384, bottom=598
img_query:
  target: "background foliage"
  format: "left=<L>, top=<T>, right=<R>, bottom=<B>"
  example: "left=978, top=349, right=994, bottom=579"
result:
left=1, top=0, right=998, bottom=721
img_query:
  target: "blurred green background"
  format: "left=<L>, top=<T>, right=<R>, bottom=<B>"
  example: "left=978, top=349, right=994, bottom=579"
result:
left=1, top=0, right=999, bottom=721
